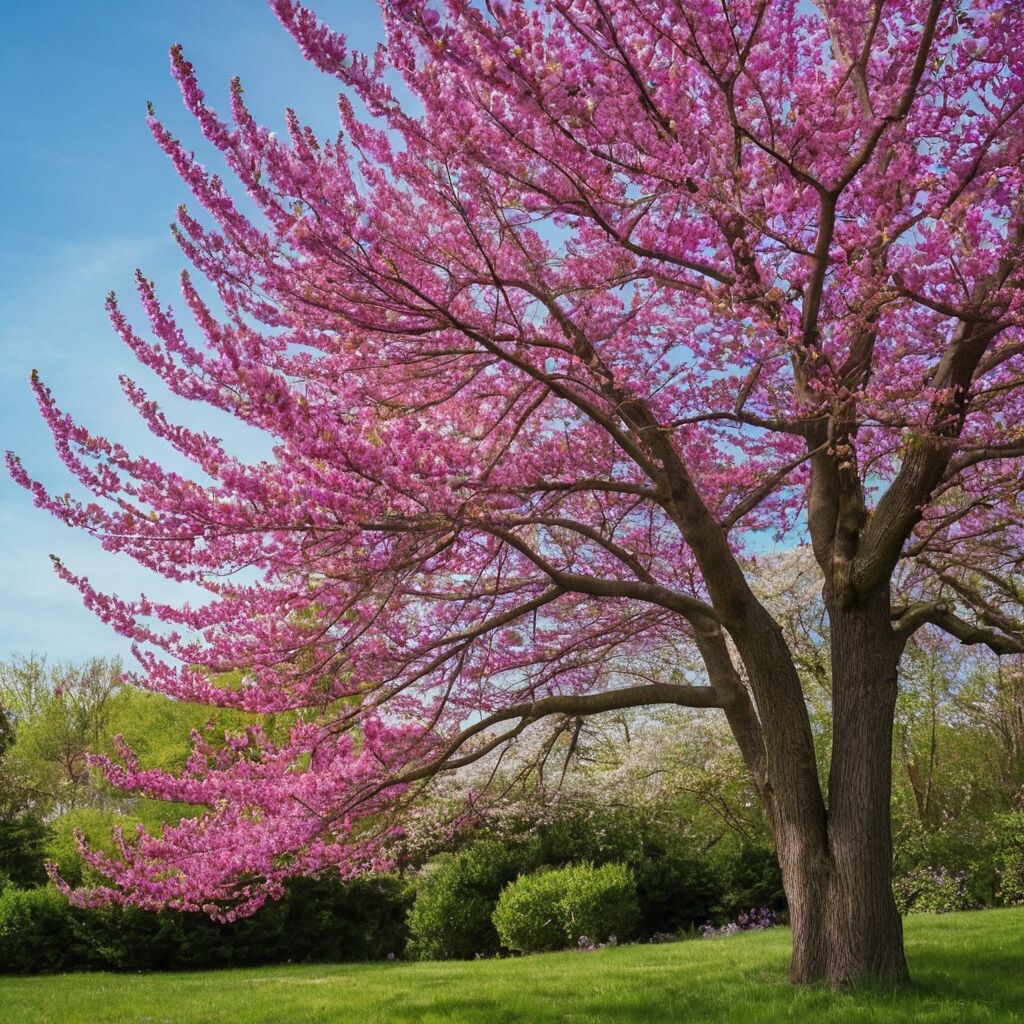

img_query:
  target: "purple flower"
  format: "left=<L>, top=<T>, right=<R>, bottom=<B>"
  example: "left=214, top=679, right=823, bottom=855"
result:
left=701, top=907, right=776, bottom=938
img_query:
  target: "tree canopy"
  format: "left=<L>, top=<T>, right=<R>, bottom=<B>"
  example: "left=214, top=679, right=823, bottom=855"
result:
left=8, top=0, right=1024, bottom=986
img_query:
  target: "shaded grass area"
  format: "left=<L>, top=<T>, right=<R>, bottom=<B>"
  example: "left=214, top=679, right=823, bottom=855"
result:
left=1, top=908, right=1022, bottom=1023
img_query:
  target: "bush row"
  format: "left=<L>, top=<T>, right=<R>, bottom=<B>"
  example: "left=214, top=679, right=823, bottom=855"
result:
left=9, top=811, right=1017, bottom=972
left=0, top=875, right=410, bottom=974
left=405, top=812, right=785, bottom=960
left=892, top=811, right=1024, bottom=914
left=0, top=801, right=782, bottom=973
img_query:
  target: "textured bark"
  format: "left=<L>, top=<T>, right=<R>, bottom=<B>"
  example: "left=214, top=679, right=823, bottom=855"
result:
left=823, top=586, right=908, bottom=986
left=767, top=587, right=908, bottom=988
left=780, top=842, right=830, bottom=984
left=720, top=606, right=833, bottom=984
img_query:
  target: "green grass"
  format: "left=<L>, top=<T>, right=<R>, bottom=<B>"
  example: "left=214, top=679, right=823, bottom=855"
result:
left=2, top=908, right=1022, bottom=1023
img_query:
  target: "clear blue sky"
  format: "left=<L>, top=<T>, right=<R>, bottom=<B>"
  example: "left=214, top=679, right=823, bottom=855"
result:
left=0, top=1, right=384, bottom=662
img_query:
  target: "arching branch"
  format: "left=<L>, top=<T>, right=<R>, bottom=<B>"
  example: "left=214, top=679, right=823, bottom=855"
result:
left=892, top=601, right=1024, bottom=655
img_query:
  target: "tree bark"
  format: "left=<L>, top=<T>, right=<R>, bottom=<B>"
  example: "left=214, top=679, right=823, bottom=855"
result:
left=771, top=586, right=909, bottom=987
left=736, top=587, right=909, bottom=988
left=823, top=585, right=908, bottom=985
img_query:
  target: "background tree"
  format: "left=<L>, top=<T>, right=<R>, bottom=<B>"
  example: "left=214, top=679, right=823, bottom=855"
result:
left=8, top=0, right=1024, bottom=988
left=0, top=657, right=121, bottom=817
left=0, top=657, right=282, bottom=887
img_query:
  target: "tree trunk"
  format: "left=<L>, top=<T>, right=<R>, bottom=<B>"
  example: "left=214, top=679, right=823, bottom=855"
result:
left=823, top=585, right=908, bottom=986
left=759, top=586, right=909, bottom=988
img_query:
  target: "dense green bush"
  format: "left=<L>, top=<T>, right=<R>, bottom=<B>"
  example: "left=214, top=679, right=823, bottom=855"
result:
left=0, top=874, right=411, bottom=974
left=407, top=839, right=530, bottom=960
left=72, top=903, right=181, bottom=972
left=709, top=845, right=786, bottom=922
left=492, top=870, right=566, bottom=954
left=500, top=807, right=782, bottom=935
left=0, top=814, right=50, bottom=888
left=560, top=862, right=638, bottom=944
left=493, top=862, right=639, bottom=954
left=533, top=809, right=645, bottom=868
left=893, top=865, right=975, bottom=915
left=274, top=874, right=412, bottom=963
left=994, top=812, right=1024, bottom=907
left=893, top=820, right=1003, bottom=908
left=0, top=885, right=76, bottom=972
left=630, top=843, right=721, bottom=935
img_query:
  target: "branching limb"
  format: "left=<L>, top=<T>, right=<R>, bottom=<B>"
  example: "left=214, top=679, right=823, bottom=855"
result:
left=892, top=601, right=1024, bottom=655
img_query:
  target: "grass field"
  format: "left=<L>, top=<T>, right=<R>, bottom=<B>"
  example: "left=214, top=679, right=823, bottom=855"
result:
left=2, top=908, right=1022, bottom=1023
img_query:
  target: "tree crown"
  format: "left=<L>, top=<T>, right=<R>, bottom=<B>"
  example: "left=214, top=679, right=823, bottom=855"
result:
left=8, top=0, right=1024, bottom=916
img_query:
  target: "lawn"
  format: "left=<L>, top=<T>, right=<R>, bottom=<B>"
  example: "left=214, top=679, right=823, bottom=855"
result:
left=2, top=908, right=1022, bottom=1023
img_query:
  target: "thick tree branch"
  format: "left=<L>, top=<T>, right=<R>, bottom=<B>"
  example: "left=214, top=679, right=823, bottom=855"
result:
left=892, top=601, right=1024, bottom=655
left=329, top=681, right=729, bottom=820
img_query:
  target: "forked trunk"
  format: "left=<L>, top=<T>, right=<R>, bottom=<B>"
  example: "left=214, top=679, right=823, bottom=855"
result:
left=781, top=832, right=907, bottom=988
left=767, top=587, right=909, bottom=988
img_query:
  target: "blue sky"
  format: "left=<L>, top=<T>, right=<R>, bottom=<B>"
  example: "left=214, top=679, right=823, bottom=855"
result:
left=0, top=1, right=384, bottom=662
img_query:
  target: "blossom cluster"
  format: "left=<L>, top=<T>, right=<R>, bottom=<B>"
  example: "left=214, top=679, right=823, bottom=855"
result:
left=700, top=906, right=777, bottom=938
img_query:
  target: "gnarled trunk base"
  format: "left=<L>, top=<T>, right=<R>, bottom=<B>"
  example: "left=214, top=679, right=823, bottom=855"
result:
left=785, top=854, right=908, bottom=987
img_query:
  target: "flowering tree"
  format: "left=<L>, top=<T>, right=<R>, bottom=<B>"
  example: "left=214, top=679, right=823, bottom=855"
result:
left=9, top=0, right=1024, bottom=987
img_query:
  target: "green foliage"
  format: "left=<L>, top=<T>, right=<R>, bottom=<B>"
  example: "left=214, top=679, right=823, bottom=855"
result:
left=893, top=866, right=975, bottom=915
left=0, top=656, right=121, bottom=817
left=407, top=839, right=530, bottom=960
left=0, top=886, right=77, bottom=973
left=0, top=655, right=299, bottom=891
left=493, top=862, right=639, bottom=953
left=526, top=807, right=782, bottom=933
left=102, top=687, right=290, bottom=775
left=42, top=807, right=119, bottom=889
left=44, top=800, right=212, bottom=889
left=414, top=802, right=785, bottom=953
left=0, top=875, right=411, bottom=975
left=559, top=862, right=638, bottom=944
left=0, top=814, right=50, bottom=888
left=630, top=844, right=722, bottom=935
left=0, top=704, right=14, bottom=758
left=256, top=874, right=412, bottom=964
left=893, top=820, right=1002, bottom=908
left=71, top=903, right=181, bottom=972
left=533, top=808, right=645, bottom=867
left=708, top=845, right=786, bottom=922
left=491, top=869, right=566, bottom=954
left=994, top=812, right=1024, bottom=907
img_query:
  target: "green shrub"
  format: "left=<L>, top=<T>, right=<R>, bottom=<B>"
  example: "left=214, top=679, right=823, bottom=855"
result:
left=633, top=845, right=727, bottom=934
left=534, top=809, right=644, bottom=868
left=493, top=862, right=639, bottom=954
left=0, top=815, right=50, bottom=888
left=276, top=874, right=411, bottom=963
left=407, top=839, right=528, bottom=960
left=154, top=874, right=412, bottom=970
left=994, top=812, right=1024, bottom=907
left=709, top=845, right=785, bottom=922
left=894, top=821, right=1002, bottom=908
left=893, top=865, right=975, bottom=914
left=72, top=903, right=177, bottom=972
left=561, top=862, right=638, bottom=944
left=0, top=874, right=412, bottom=974
left=492, top=870, right=566, bottom=953
left=524, top=808, right=783, bottom=935
left=0, top=886, right=78, bottom=973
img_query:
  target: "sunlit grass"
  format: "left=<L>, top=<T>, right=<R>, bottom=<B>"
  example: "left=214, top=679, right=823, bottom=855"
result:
left=2, top=908, right=1022, bottom=1023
